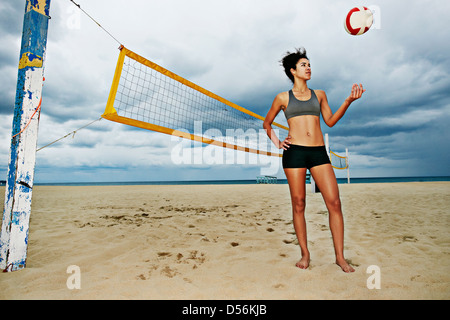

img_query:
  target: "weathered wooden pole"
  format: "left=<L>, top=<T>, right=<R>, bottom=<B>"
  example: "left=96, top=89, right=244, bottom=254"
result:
left=0, top=0, right=51, bottom=272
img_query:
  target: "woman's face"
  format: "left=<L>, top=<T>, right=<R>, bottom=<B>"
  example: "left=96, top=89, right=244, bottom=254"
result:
left=292, top=58, right=311, bottom=81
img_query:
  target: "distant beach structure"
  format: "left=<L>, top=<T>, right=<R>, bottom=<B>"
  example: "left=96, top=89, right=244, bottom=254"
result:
left=256, top=176, right=278, bottom=184
left=256, top=173, right=312, bottom=184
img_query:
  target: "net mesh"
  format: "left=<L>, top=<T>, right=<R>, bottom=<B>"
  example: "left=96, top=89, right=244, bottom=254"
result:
left=330, top=150, right=348, bottom=169
left=103, top=47, right=288, bottom=157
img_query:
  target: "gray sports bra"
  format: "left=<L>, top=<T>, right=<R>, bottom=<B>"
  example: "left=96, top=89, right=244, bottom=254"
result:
left=284, top=89, right=321, bottom=120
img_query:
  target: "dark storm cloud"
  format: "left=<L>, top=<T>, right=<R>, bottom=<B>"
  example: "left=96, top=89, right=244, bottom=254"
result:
left=0, top=2, right=24, bottom=35
left=0, top=2, right=24, bottom=115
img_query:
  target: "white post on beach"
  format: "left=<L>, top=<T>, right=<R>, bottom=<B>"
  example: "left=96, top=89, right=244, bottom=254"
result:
left=0, top=0, right=51, bottom=272
left=346, top=148, right=350, bottom=184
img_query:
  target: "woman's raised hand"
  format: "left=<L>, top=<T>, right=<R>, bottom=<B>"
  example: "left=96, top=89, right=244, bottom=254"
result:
left=346, top=83, right=366, bottom=103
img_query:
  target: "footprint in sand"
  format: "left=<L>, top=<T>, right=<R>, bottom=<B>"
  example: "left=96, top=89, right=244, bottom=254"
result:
left=161, top=266, right=179, bottom=278
left=371, top=211, right=382, bottom=219
left=157, top=252, right=172, bottom=258
left=137, top=250, right=207, bottom=280
left=137, top=274, right=146, bottom=280
left=402, top=235, right=418, bottom=242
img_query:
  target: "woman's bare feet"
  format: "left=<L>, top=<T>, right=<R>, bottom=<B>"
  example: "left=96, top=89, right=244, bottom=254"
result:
left=296, top=255, right=310, bottom=269
left=336, top=258, right=355, bottom=273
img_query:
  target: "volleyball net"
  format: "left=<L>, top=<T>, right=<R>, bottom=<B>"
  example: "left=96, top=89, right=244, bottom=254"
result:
left=102, top=46, right=288, bottom=157
left=329, top=150, right=348, bottom=170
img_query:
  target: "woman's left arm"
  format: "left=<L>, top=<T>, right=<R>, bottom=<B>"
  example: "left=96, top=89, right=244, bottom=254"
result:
left=318, top=84, right=366, bottom=127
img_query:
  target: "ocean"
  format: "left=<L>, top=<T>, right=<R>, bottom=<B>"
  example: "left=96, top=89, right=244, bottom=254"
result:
left=24, top=176, right=450, bottom=187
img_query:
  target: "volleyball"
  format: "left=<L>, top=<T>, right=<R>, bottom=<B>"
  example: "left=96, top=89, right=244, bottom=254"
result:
left=344, top=6, right=373, bottom=36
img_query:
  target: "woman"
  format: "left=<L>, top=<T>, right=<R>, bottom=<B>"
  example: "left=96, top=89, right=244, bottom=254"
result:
left=263, top=48, right=365, bottom=273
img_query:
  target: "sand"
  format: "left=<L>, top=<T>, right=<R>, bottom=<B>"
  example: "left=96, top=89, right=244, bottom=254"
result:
left=0, top=182, right=449, bottom=300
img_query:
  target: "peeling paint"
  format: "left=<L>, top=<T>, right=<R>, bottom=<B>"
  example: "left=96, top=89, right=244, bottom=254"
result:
left=26, top=0, right=50, bottom=17
left=19, top=52, right=43, bottom=69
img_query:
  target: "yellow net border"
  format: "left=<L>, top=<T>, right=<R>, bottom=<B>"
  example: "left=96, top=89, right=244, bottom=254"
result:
left=102, top=46, right=288, bottom=157
left=329, top=150, right=348, bottom=170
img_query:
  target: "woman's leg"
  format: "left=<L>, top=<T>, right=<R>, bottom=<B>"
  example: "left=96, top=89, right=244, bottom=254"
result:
left=284, top=168, right=310, bottom=269
left=309, top=163, right=355, bottom=273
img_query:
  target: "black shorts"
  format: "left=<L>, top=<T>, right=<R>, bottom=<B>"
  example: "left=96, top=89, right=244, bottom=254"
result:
left=282, top=145, right=331, bottom=169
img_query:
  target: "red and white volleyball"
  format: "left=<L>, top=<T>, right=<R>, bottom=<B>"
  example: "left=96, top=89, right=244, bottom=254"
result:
left=344, top=6, right=373, bottom=35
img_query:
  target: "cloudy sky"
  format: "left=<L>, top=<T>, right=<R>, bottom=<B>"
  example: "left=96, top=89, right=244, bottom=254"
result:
left=1, top=0, right=449, bottom=183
